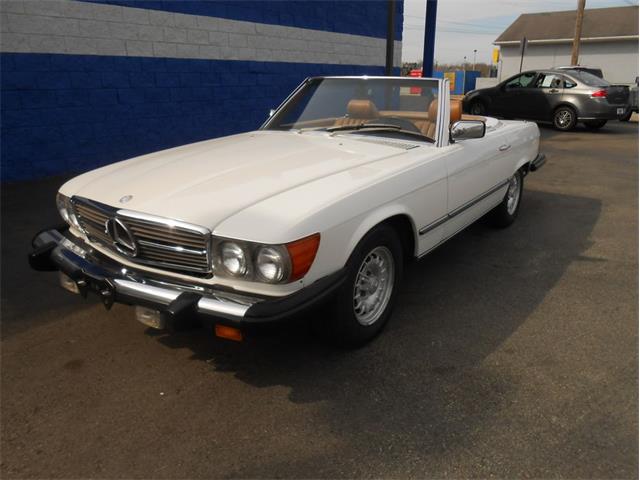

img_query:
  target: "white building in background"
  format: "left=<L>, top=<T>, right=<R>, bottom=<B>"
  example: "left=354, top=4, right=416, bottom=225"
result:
left=495, top=6, right=638, bottom=84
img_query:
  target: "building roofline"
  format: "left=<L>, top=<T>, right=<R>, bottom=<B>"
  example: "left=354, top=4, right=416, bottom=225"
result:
left=494, top=5, right=638, bottom=44
left=495, top=35, right=639, bottom=46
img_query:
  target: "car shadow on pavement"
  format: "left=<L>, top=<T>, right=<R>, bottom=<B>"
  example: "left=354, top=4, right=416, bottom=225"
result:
left=153, top=187, right=601, bottom=426
left=538, top=121, right=635, bottom=140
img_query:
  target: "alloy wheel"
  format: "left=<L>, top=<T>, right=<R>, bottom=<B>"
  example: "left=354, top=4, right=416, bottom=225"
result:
left=353, top=246, right=395, bottom=326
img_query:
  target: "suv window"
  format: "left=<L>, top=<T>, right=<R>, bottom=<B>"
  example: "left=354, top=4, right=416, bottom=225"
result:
left=505, top=72, right=537, bottom=88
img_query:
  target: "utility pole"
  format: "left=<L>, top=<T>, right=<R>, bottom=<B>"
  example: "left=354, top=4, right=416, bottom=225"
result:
left=518, top=37, right=527, bottom=72
left=571, top=0, right=586, bottom=65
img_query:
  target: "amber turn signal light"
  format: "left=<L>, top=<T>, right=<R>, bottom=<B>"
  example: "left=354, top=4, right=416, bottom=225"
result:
left=215, top=324, right=243, bottom=342
left=286, top=233, right=320, bottom=281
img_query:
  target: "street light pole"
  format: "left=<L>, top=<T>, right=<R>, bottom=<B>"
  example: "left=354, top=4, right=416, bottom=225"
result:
left=463, top=56, right=467, bottom=92
left=472, top=49, right=477, bottom=71
left=421, top=0, right=438, bottom=77
left=385, top=0, right=396, bottom=75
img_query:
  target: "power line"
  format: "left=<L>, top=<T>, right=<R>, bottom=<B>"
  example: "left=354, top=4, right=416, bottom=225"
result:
left=404, top=25, right=499, bottom=35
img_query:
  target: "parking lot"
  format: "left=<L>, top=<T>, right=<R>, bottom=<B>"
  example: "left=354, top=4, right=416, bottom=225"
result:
left=1, top=120, right=638, bottom=478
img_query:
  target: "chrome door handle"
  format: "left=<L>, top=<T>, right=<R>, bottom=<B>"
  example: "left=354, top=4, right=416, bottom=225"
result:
left=499, top=144, right=511, bottom=151
left=549, top=88, right=559, bottom=93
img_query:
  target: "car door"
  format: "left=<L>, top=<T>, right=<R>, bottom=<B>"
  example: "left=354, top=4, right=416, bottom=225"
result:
left=526, top=72, right=565, bottom=120
left=442, top=133, right=509, bottom=239
left=493, top=71, right=539, bottom=118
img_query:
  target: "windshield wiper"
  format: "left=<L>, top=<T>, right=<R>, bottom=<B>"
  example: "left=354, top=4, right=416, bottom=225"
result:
left=325, top=123, right=402, bottom=133
left=295, top=124, right=398, bottom=134
left=327, top=124, right=434, bottom=143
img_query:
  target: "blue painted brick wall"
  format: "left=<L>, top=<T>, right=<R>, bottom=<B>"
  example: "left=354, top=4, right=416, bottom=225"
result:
left=82, top=0, right=404, bottom=40
left=1, top=53, right=392, bottom=181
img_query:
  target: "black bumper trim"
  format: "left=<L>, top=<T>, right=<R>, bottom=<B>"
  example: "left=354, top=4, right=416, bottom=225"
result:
left=529, top=153, right=546, bottom=172
left=244, top=268, right=347, bottom=323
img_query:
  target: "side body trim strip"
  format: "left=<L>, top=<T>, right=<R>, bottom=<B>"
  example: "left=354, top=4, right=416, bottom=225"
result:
left=418, top=179, right=509, bottom=235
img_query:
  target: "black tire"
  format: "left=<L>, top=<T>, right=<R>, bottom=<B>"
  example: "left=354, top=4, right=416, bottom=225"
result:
left=469, top=99, right=487, bottom=115
left=489, top=170, right=523, bottom=228
left=553, top=106, right=577, bottom=131
left=322, top=224, right=404, bottom=347
left=619, top=110, right=633, bottom=122
left=584, top=119, right=607, bottom=130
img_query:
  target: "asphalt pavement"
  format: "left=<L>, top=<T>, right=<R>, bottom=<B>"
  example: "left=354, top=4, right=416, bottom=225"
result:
left=1, top=119, right=638, bottom=478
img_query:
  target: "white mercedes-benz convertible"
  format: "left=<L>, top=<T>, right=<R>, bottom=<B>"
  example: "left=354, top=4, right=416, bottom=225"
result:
left=30, top=76, right=545, bottom=345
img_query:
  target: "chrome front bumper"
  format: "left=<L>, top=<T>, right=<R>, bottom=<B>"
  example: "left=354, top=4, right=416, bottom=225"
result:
left=29, top=227, right=345, bottom=330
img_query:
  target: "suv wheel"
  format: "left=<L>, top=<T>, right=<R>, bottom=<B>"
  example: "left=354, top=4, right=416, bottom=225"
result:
left=553, top=106, right=577, bottom=131
left=619, top=109, right=633, bottom=122
left=470, top=100, right=486, bottom=115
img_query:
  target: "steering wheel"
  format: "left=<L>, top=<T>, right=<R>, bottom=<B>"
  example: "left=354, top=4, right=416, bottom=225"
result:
left=365, top=116, right=421, bottom=133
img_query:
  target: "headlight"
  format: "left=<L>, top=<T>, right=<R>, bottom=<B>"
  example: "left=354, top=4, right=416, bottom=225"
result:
left=56, top=193, right=71, bottom=224
left=219, top=242, right=248, bottom=276
left=212, top=233, right=320, bottom=284
left=256, top=245, right=289, bottom=283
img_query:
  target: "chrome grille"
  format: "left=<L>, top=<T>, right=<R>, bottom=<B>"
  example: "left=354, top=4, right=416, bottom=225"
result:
left=72, top=197, right=211, bottom=275
left=73, top=199, right=114, bottom=247
left=119, top=214, right=210, bottom=273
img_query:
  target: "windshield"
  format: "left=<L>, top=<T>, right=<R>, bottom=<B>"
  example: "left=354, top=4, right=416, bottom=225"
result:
left=263, top=77, right=440, bottom=142
left=566, top=70, right=610, bottom=86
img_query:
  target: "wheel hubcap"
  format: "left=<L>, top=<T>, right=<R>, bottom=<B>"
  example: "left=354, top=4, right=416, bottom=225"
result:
left=353, top=246, right=395, bottom=326
left=557, top=110, right=571, bottom=127
left=506, top=174, right=521, bottom=215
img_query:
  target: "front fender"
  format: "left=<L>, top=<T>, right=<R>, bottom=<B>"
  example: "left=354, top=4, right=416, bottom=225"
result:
left=513, top=122, right=542, bottom=172
left=346, top=205, right=418, bottom=260
left=304, top=202, right=419, bottom=285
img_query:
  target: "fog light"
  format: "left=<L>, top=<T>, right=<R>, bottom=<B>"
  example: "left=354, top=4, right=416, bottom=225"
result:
left=59, top=272, right=79, bottom=294
left=135, top=306, right=166, bottom=329
left=215, top=324, right=243, bottom=342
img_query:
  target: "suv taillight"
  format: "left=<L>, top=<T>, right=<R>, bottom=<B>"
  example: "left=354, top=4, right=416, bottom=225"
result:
left=591, top=89, right=607, bottom=98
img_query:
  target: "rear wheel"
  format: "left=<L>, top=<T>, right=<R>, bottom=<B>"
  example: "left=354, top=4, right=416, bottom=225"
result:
left=322, top=224, right=403, bottom=347
left=489, top=171, right=523, bottom=228
left=553, top=106, right=577, bottom=131
left=470, top=99, right=487, bottom=115
left=584, top=119, right=607, bottom=130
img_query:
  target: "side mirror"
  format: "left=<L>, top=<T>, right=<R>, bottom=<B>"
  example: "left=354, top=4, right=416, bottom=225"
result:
left=269, top=108, right=276, bottom=117
left=450, top=120, right=486, bottom=141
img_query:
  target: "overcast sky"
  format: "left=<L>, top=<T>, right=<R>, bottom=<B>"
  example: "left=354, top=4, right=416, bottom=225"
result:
left=402, top=0, right=639, bottom=64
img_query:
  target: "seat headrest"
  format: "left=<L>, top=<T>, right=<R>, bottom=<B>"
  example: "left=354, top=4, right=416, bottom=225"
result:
left=346, top=99, right=379, bottom=119
left=450, top=99, right=462, bottom=124
left=427, top=98, right=439, bottom=119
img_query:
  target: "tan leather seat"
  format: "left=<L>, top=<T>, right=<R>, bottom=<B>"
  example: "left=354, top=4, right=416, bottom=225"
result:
left=414, top=99, right=439, bottom=138
left=450, top=99, right=462, bottom=124
left=414, top=98, right=464, bottom=138
left=334, top=99, right=379, bottom=126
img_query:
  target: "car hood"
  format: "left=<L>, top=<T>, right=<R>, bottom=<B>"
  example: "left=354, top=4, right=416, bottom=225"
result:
left=61, top=130, right=411, bottom=230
